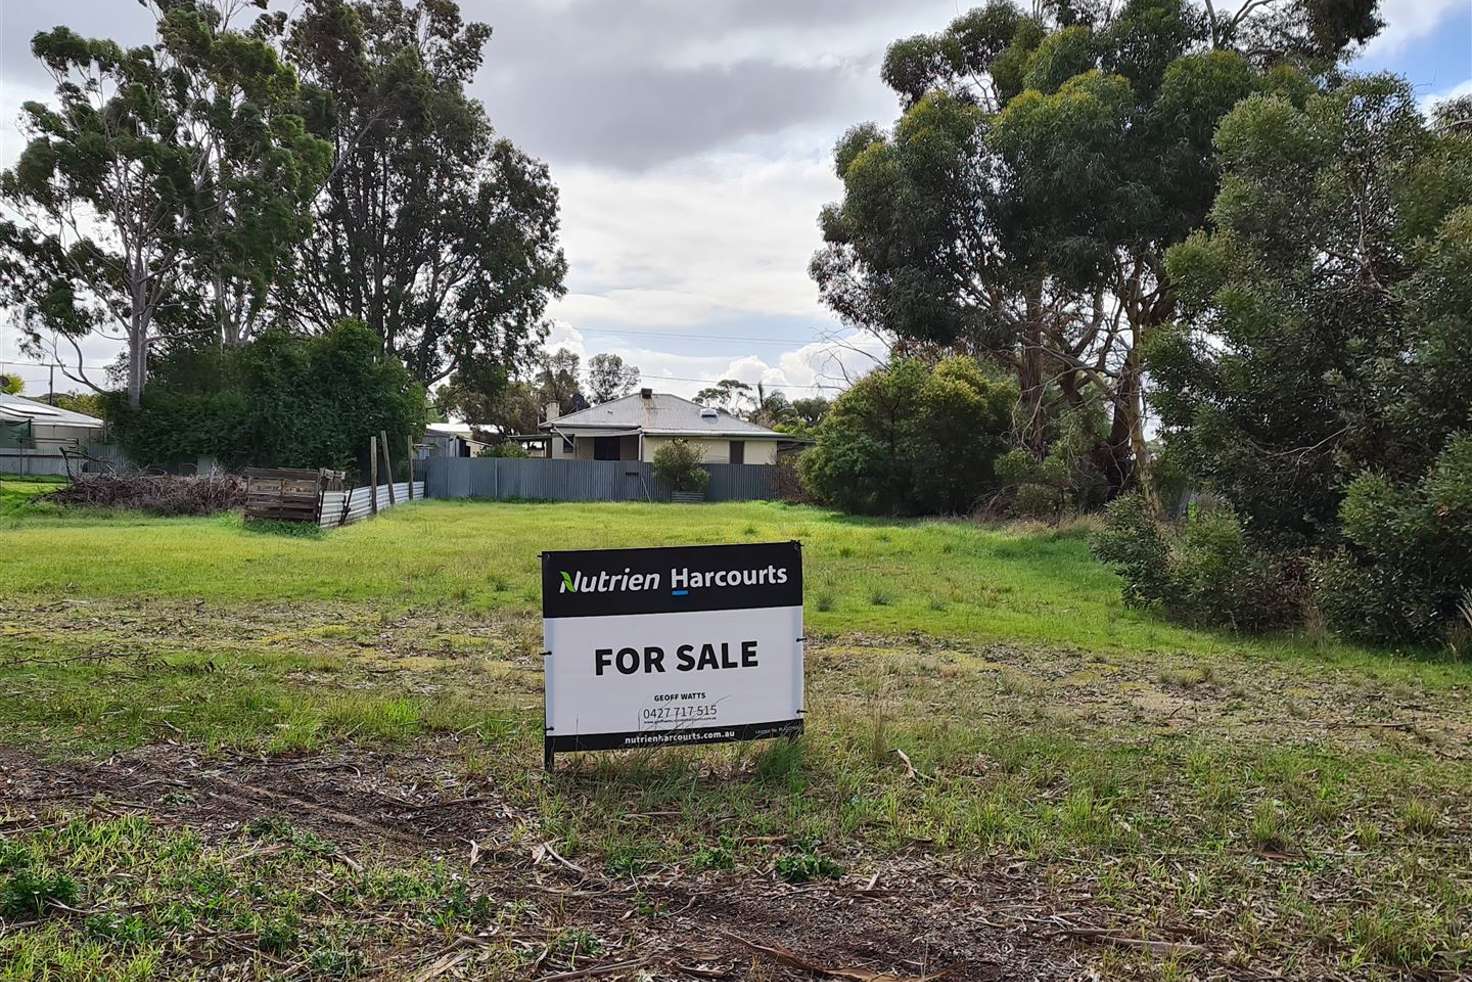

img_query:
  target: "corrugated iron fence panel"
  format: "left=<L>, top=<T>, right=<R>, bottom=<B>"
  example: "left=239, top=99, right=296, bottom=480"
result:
left=494, top=459, right=646, bottom=501
left=319, top=491, right=346, bottom=527
left=424, top=458, right=776, bottom=502
left=321, top=482, right=424, bottom=526
left=704, top=463, right=777, bottom=501
left=0, top=450, right=70, bottom=477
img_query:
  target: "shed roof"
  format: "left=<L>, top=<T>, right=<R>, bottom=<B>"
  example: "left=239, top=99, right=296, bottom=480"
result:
left=0, top=393, right=105, bottom=429
left=543, top=392, right=784, bottom=439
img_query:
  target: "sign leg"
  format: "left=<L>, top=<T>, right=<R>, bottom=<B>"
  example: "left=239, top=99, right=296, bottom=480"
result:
left=543, top=738, right=555, bottom=773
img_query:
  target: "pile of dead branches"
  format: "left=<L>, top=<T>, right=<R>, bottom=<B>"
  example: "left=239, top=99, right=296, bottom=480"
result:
left=44, top=473, right=246, bottom=516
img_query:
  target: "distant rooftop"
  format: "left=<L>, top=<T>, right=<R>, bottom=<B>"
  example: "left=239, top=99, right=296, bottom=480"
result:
left=0, top=392, right=105, bottom=429
left=543, top=391, right=785, bottom=438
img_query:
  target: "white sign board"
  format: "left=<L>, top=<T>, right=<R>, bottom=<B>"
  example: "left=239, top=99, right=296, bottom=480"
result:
left=541, top=541, right=804, bottom=766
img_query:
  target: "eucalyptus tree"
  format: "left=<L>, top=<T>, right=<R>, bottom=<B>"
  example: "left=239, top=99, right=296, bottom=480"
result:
left=280, top=0, right=567, bottom=396
left=0, top=1, right=329, bottom=407
left=1153, top=76, right=1472, bottom=545
left=811, top=0, right=1381, bottom=503
left=536, top=349, right=585, bottom=415
left=694, top=379, right=755, bottom=417
left=586, top=353, right=641, bottom=404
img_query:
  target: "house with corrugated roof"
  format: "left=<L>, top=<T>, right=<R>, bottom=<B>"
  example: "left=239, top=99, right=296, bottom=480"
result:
left=0, top=392, right=107, bottom=476
left=524, top=388, right=791, bottom=465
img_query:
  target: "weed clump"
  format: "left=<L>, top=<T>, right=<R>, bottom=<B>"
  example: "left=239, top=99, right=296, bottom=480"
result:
left=691, top=837, right=736, bottom=871
left=1, top=866, right=80, bottom=919
left=775, top=845, right=844, bottom=884
left=1399, top=798, right=1441, bottom=835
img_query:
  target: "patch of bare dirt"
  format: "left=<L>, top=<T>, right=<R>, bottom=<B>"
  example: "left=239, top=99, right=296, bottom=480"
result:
left=1, top=741, right=1103, bottom=981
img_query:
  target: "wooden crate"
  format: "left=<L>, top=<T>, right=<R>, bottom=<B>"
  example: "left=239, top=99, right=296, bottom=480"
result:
left=244, top=468, right=345, bottom=523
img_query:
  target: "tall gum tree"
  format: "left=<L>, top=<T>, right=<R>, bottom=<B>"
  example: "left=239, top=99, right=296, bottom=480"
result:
left=811, top=0, right=1381, bottom=507
left=0, top=1, right=329, bottom=407
left=279, top=0, right=567, bottom=400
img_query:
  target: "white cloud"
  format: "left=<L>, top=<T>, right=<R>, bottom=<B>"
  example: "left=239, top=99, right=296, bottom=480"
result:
left=1421, top=77, right=1472, bottom=118
left=1365, top=0, right=1467, bottom=56
left=548, top=150, right=841, bottom=327
left=0, top=77, right=54, bottom=171
left=544, top=321, right=885, bottom=402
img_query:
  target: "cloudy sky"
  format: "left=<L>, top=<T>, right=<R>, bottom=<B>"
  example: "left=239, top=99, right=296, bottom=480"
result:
left=1, top=0, right=1469, bottom=401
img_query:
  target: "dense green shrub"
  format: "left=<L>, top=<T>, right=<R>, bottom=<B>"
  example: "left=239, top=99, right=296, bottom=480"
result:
left=1110, top=77, right=1472, bottom=644
left=800, top=357, right=1015, bottom=515
left=1092, top=494, right=1297, bottom=631
left=1313, top=434, right=1472, bottom=643
left=993, top=400, right=1111, bottom=519
left=652, top=439, right=710, bottom=495
left=107, top=388, right=251, bottom=467
left=109, top=321, right=425, bottom=476
left=1153, top=79, right=1472, bottom=549
left=1090, top=495, right=1172, bottom=608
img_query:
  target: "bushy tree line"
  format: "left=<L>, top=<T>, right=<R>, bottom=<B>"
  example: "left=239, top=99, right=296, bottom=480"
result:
left=0, top=0, right=565, bottom=436
left=808, top=2, right=1470, bottom=644
left=110, top=320, right=424, bottom=475
left=804, top=0, right=1380, bottom=520
left=813, top=0, right=1381, bottom=507
left=1094, top=78, right=1472, bottom=646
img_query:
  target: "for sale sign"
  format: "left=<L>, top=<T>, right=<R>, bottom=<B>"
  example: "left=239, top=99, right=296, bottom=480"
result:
left=540, top=541, right=804, bottom=767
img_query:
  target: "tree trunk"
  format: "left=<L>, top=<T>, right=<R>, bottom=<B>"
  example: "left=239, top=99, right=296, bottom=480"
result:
left=215, top=272, right=242, bottom=347
left=127, top=317, right=148, bottom=410
left=126, top=270, right=149, bottom=408
left=1019, top=282, right=1046, bottom=457
left=1117, top=343, right=1161, bottom=515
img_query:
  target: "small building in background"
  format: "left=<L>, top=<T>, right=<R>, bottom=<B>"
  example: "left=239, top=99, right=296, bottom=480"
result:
left=520, top=389, right=794, bottom=464
left=0, top=393, right=107, bottom=476
left=419, top=422, right=496, bottom=459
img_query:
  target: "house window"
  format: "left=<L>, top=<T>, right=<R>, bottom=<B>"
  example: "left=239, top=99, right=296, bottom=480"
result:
left=593, top=436, right=621, bottom=460
left=560, top=435, right=574, bottom=455
left=729, top=440, right=744, bottom=465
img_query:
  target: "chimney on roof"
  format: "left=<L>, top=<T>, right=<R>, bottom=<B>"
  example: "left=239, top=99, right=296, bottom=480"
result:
left=640, top=387, right=653, bottom=400
left=544, top=401, right=560, bottom=422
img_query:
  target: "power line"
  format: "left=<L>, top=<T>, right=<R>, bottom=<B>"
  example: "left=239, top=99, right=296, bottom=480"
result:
left=1, top=358, right=114, bottom=370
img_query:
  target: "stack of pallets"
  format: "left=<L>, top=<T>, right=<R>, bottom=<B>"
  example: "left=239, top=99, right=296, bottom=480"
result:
left=243, top=468, right=345, bottom=523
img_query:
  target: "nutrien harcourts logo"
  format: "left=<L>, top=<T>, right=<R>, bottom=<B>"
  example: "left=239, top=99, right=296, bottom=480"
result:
left=557, top=565, right=789, bottom=595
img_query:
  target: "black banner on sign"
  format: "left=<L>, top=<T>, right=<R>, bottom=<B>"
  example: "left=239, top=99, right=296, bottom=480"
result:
left=547, top=718, right=804, bottom=753
left=541, top=540, right=803, bottom=618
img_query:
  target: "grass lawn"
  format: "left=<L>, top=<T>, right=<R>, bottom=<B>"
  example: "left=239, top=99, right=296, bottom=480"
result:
left=0, top=474, right=67, bottom=507
left=2, top=497, right=1469, bottom=979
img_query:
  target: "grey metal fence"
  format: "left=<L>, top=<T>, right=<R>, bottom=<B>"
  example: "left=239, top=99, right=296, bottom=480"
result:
left=704, top=462, right=778, bottom=501
left=425, top=457, right=778, bottom=503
